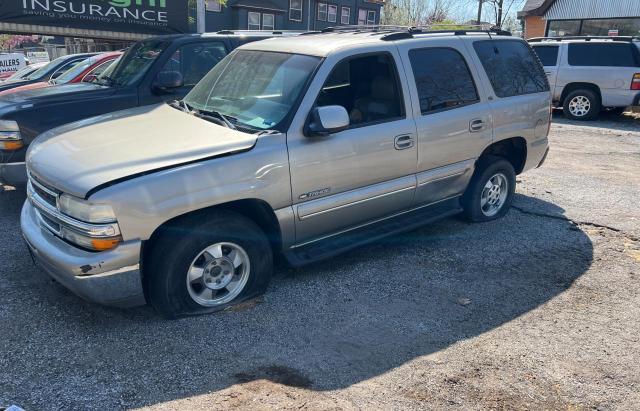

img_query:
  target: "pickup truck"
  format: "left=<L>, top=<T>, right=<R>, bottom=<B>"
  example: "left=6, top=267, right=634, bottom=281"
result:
left=22, top=28, right=551, bottom=318
left=0, top=31, right=285, bottom=186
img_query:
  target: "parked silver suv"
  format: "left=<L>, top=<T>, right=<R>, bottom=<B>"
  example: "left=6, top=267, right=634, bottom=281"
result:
left=22, top=28, right=551, bottom=318
left=530, top=36, right=640, bottom=120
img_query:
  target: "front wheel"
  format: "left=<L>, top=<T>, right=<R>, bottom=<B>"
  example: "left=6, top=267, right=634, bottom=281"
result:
left=461, top=156, right=516, bottom=223
left=145, top=210, right=273, bottom=318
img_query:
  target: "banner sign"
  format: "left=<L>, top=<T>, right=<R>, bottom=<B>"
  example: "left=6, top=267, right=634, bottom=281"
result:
left=26, top=51, right=50, bottom=63
left=0, top=53, right=27, bottom=76
left=0, top=1, right=190, bottom=35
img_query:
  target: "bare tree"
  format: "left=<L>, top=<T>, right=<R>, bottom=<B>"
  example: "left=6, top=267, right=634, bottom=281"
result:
left=483, top=0, right=524, bottom=27
left=381, top=0, right=453, bottom=26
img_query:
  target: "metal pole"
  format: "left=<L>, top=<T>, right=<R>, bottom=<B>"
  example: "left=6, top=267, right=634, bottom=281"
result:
left=476, top=0, right=483, bottom=25
left=197, top=0, right=206, bottom=33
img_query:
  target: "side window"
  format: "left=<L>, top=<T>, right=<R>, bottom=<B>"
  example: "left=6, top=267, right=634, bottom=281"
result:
left=473, top=40, right=549, bottom=98
left=532, top=46, right=559, bottom=67
left=408, top=48, right=479, bottom=114
left=51, top=59, right=83, bottom=79
left=158, top=42, right=228, bottom=86
left=568, top=43, right=639, bottom=67
left=316, top=53, right=404, bottom=126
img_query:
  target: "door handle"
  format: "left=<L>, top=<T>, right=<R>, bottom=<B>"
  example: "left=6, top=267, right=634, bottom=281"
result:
left=394, top=135, right=414, bottom=150
left=469, top=119, right=486, bottom=133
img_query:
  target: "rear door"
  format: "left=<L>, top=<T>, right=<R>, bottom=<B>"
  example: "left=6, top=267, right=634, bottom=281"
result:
left=531, top=44, right=561, bottom=98
left=396, top=37, right=493, bottom=206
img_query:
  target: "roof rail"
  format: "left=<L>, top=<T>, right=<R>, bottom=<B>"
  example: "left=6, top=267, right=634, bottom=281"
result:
left=214, top=30, right=304, bottom=36
left=313, top=24, right=511, bottom=41
left=529, top=36, right=640, bottom=43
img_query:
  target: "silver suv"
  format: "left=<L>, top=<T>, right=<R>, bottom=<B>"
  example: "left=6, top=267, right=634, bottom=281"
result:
left=530, top=36, right=640, bottom=120
left=22, top=28, right=551, bottom=318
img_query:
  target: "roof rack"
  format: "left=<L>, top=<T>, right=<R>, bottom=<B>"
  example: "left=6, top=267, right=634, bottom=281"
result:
left=312, top=25, right=511, bottom=41
left=529, top=36, right=640, bottom=43
left=214, top=30, right=304, bottom=36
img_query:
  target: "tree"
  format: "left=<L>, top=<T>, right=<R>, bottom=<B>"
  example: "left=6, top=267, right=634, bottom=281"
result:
left=0, top=35, right=36, bottom=51
left=483, top=0, right=524, bottom=27
left=381, top=0, right=452, bottom=26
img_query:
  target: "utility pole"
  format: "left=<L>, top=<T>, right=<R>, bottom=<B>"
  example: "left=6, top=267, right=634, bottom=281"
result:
left=476, top=0, right=483, bottom=25
left=197, top=0, right=206, bottom=33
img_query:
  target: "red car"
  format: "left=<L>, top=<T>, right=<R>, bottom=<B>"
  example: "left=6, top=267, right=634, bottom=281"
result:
left=0, top=51, right=122, bottom=96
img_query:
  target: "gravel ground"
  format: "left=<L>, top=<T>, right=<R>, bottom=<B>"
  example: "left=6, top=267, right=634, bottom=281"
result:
left=0, top=112, right=639, bottom=410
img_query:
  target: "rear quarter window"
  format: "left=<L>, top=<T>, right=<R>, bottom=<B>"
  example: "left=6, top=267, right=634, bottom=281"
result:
left=568, top=43, right=640, bottom=67
left=532, top=45, right=559, bottom=67
left=473, top=40, right=549, bottom=98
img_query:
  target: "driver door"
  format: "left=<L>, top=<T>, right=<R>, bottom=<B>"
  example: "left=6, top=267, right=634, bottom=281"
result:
left=287, top=49, right=418, bottom=243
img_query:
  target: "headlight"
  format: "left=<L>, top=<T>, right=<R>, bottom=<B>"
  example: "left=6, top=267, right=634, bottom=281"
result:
left=0, top=120, right=22, bottom=150
left=59, top=226, right=122, bottom=252
left=58, top=194, right=117, bottom=224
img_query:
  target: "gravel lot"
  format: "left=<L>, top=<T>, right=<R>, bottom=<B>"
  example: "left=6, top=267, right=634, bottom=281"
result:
left=1, top=112, right=639, bottom=410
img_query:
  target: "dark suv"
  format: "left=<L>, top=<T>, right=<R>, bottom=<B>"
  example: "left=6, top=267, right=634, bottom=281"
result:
left=0, top=31, right=290, bottom=186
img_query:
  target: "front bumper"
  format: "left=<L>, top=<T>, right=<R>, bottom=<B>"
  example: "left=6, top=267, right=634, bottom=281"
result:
left=21, top=201, right=146, bottom=307
left=0, top=161, right=27, bottom=186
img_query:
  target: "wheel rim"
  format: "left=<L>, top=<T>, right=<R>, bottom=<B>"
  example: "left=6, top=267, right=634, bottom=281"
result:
left=568, top=95, right=591, bottom=117
left=186, top=242, right=251, bottom=307
left=480, top=173, right=509, bottom=217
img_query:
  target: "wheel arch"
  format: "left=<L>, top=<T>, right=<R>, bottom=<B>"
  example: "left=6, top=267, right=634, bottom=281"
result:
left=478, top=137, right=528, bottom=175
left=141, top=198, right=283, bottom=293
left=560, top=82, right=602, bottom=106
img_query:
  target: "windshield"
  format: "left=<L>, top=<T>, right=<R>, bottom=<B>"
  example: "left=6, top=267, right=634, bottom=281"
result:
left=8, top=65, right=37, bottom=80
left=183, top=50, right=320, bottom=131
left=106, top=39, right=168, bottom=87
left=52, top=55, right=102, bottom=84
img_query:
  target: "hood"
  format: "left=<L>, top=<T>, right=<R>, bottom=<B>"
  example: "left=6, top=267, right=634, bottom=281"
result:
left=27, top=104, right=258, bottom=198
left=0, top=83, right=107, bottom=103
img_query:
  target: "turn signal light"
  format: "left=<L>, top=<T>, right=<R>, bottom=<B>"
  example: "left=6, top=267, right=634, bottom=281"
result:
left=632, top=73, right=640, bottom=91
left=0, top=140, right=23, bottom=150
left=91, top=238, right=122, bottom=251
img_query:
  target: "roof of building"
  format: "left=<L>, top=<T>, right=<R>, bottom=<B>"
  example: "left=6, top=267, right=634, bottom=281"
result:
left=517, top=0, right=555, bottom=18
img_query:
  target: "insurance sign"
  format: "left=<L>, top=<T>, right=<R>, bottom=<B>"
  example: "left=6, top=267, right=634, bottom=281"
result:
left=0, top=1, right=190, bottom=35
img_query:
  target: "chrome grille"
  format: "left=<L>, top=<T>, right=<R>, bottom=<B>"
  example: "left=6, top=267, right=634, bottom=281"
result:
left=28, top=173, right=59, bottom=209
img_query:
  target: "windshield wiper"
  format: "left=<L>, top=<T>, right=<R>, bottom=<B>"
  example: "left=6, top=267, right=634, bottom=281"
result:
left=192, top=107, right=237, bottom=130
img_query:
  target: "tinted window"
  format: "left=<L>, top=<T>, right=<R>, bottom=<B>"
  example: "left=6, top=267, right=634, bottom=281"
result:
left=532, top=46, right=559, bottom=67
left=568, top=43, right=639, bottom=67
left=408, top=48, right=479, bottom=114
left=316, top=53, right=403, bottom=126
left=473, top=40, right=549, bottom=98
left=159, top=42, right=228, bottom=86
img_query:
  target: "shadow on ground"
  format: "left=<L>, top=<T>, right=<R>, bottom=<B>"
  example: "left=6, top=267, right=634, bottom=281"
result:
left=0, top=189, right=593, bottom=409
left=552, top=109, right=640, bottom=132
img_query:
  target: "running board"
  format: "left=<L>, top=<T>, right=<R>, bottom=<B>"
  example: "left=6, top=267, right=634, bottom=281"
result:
left=284, top=197, right=462, bottom=266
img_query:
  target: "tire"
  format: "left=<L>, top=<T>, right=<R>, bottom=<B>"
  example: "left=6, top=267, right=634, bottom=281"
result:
left=145, top=210, right=273, bottom=319
left=461, top=156, right=516, bottom=223
left=563, top=89, right=601, bottom=121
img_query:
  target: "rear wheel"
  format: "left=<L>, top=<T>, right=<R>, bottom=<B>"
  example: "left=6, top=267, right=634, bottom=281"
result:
left=563, top=89, right=601, bottom=120
left=461, top=156, right=516, bottom=223
left=146, top=210, right=273, bottom=318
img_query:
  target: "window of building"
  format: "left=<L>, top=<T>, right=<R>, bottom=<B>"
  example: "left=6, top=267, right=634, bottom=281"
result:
left=328, top=5, right=337, bottom=23
left=289, top=0, right=302, bottom=22
left=262, top=13, right=275, bottom=30
left=317, top=3, right=327, bottom=21
left=546, top=19, right=581, bottom=36
left=408, top=48, right=479, bottom=114
left=568, top=43, right=639, bottom=67
left=248, top=12, right=261, bottom=30
left=358, top=9, right=375, bottom=25
left=158, top=42, right=228, bottom=87
left=341, top=7, right=350, bottom=25
left=531, top=45, right=559, bottom=67
left=205, top=0, right=222, bottom=12
left=316, top=53, right=404, bottom=126
left=473, top=40, right=549, bottom=98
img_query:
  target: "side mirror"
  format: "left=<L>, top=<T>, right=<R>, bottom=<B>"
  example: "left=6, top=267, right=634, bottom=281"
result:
left=152, top=71, right=184, bottom=93
left=83, top=74, right=97, bottom=83
left=306, top=105, right=350, bottom=137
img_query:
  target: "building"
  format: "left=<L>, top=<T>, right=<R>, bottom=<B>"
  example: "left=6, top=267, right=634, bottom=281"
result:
left=519, top=0, right=640, bottom=39
left=204, top=0, right=384, bottom=32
